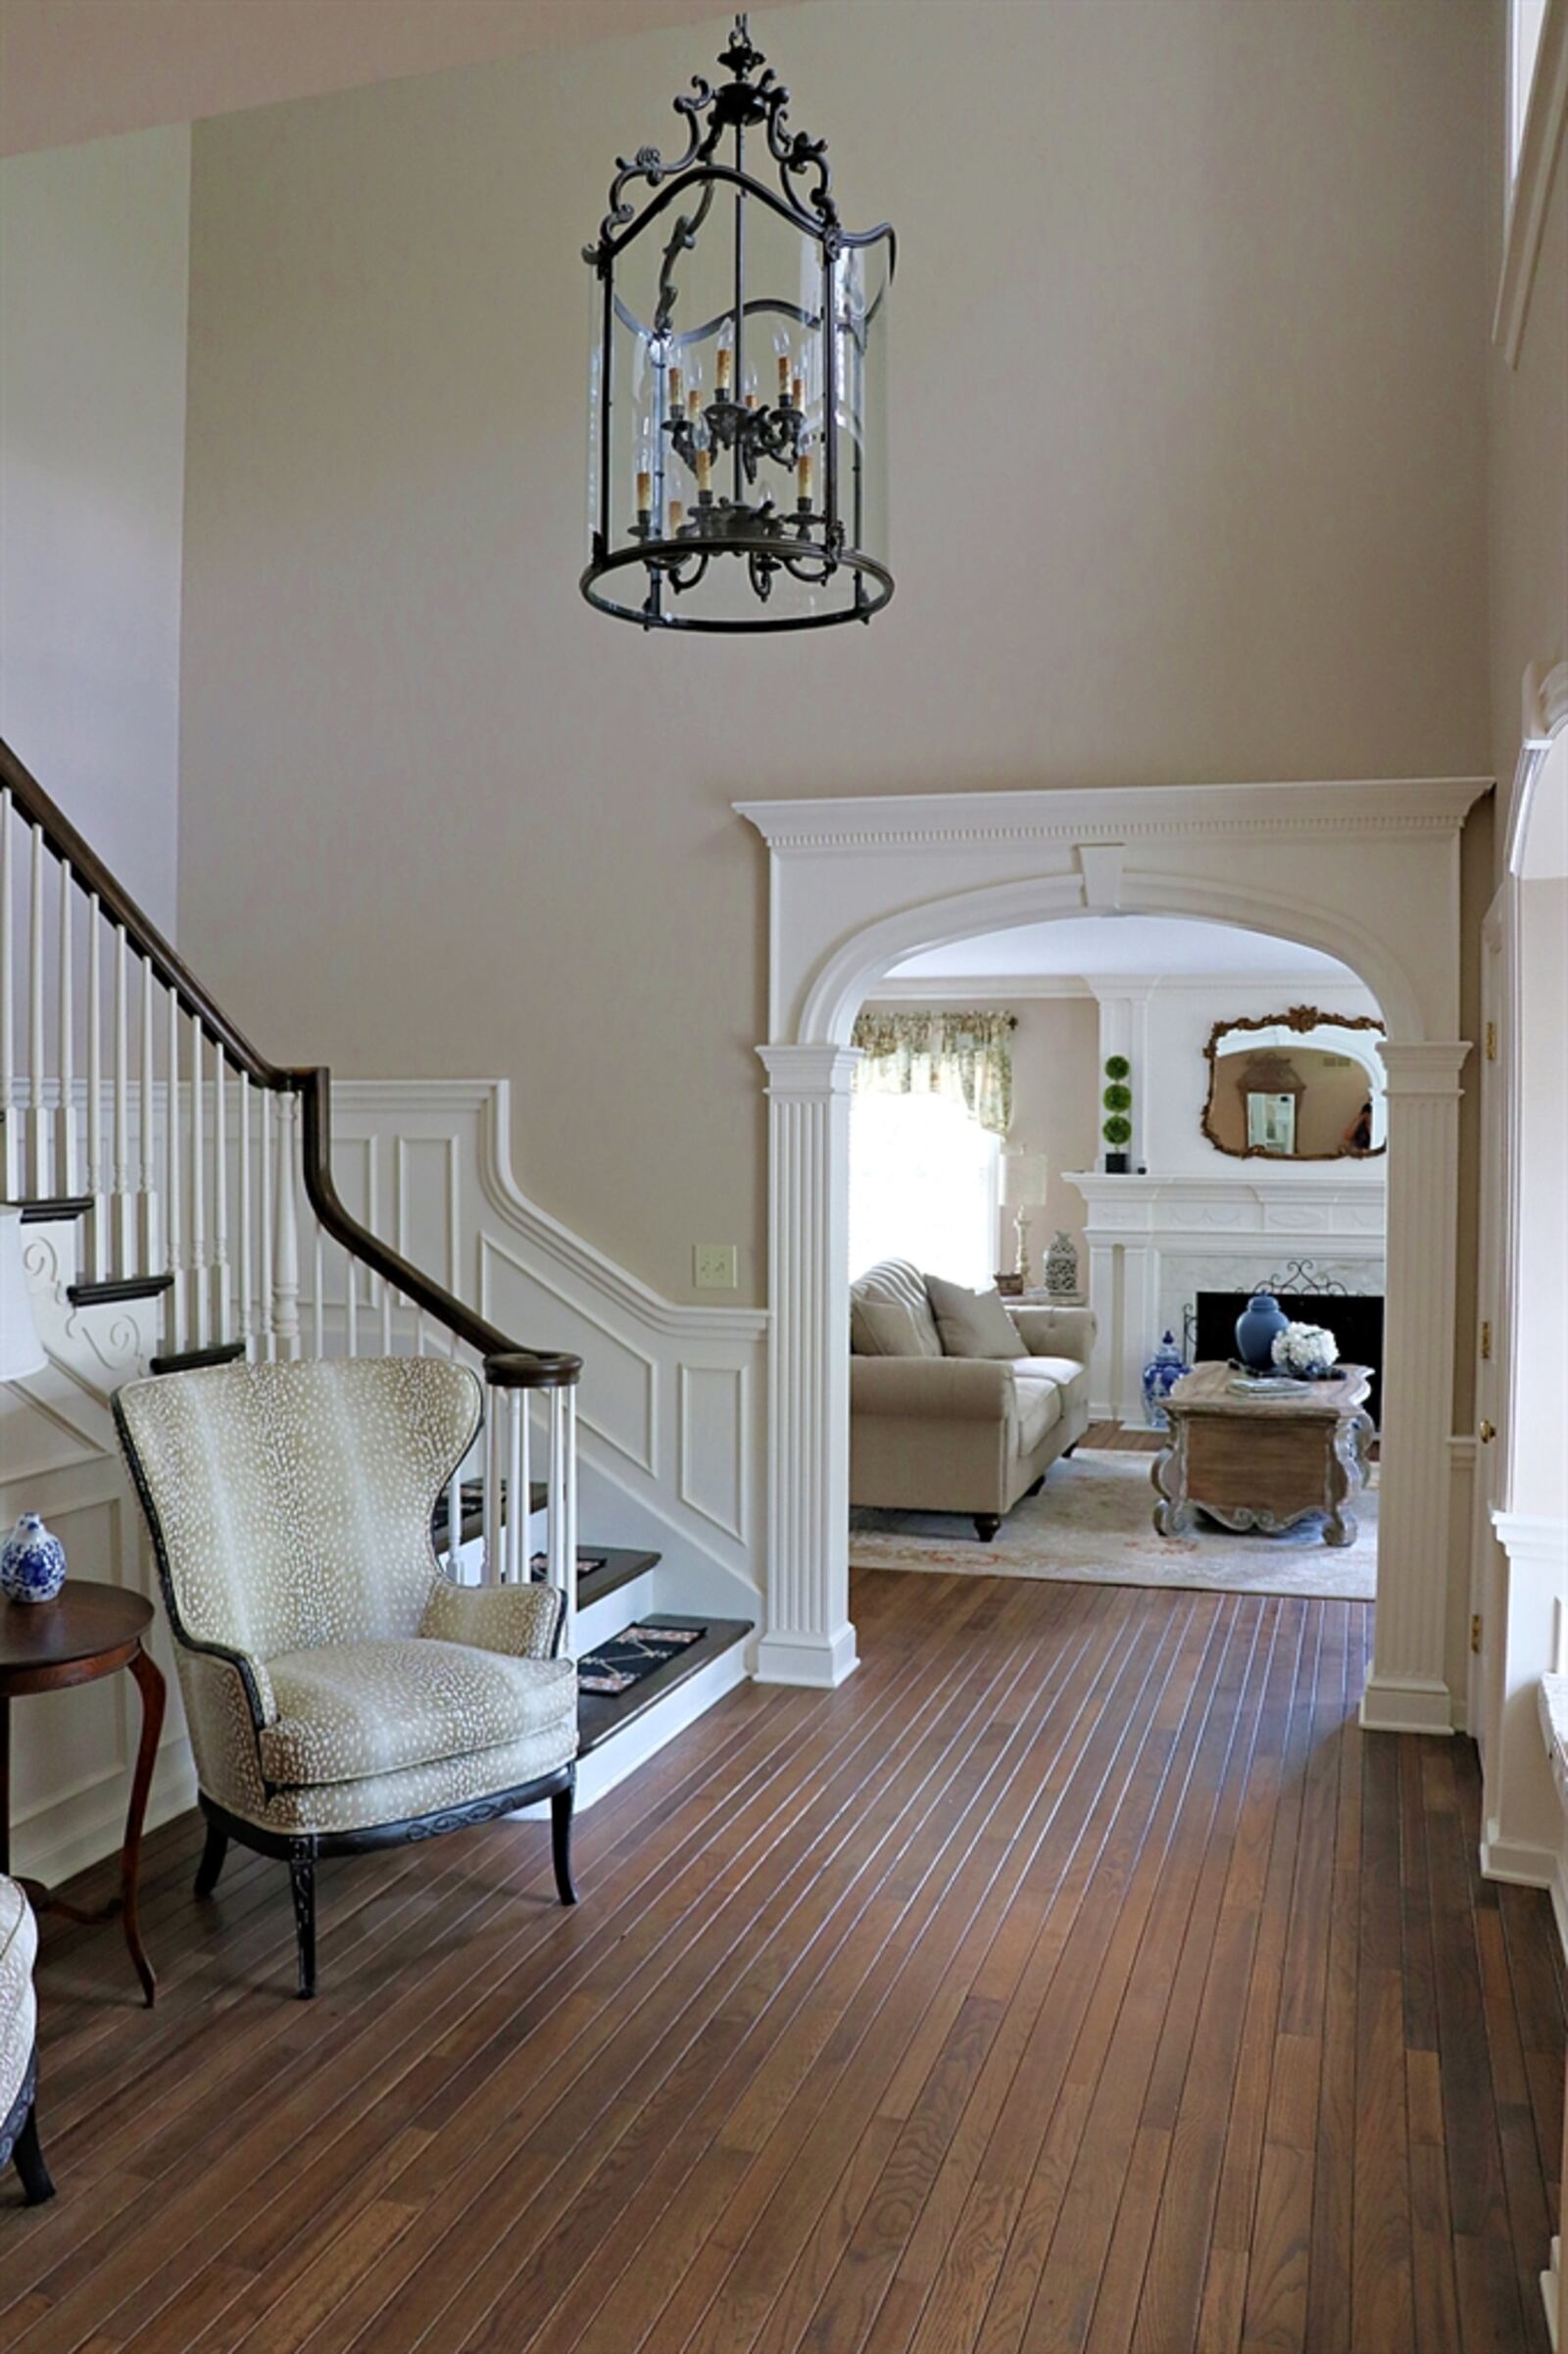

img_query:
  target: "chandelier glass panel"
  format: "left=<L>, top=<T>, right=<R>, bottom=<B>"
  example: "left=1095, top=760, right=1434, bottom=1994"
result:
left=582, top=14, right=895, bottom=633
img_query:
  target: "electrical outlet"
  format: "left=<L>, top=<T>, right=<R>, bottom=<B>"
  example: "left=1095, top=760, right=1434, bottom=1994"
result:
left=694, top=1244, right=738, bottom=1291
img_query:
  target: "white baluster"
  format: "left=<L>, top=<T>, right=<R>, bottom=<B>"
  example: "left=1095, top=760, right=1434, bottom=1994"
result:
left=345, top=1236, right=359, bottom=1357
left=414, top=1303, right=427, bottom=1355
left=380, top=1272, right=393, bottom=1354
left=214, top=1051, right=230, bottom=1346
left=113, top=927, right=130, bottom=1272
left=549, top=1386, right=578, bottom=1659
left=445, top=1455, right=465, bottom=1578
left=483, top=1391, right=502, bottom=1588
left=259, top=1089, right=273, bottom=1360
left=0, top=792, right=14, bottom=1202
left=55, top=861, right=74, bottom=1193
left=138, top=956, right=157, bottom=1273
left=27, top=825, right=45, bottom=1196
left=87, top=905, right=103, bottom=1278
left=188, top=1017, right=207, bottom=1346
left=165, top=989, right=184, bottom=1348
left=505, top=1391, right=524, bottom=1584
left=313, top=1229, right=324, bottom=1357
left=238, top=1072, right=253, bottom=1350
left=270, top=1092, right=300, bottom=1360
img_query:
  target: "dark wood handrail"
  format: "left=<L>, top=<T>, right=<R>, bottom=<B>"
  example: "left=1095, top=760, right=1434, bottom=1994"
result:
left=1, top=734, right=580, bottom=1391
left=0, top=736, right=286, bottom=1081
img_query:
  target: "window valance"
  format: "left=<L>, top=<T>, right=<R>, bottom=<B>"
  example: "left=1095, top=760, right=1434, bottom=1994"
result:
left=851, top=1011, right=1014, bottom=1136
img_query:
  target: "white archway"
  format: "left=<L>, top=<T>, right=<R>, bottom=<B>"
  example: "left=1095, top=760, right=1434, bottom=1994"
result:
left=742, top=777, right=1484, bottom=1727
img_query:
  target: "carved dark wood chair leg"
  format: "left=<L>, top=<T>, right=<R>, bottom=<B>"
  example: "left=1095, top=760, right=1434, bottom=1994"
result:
left=551, top=1774, right=578, bottom=1906
left=12, top=2105, right=54, bottom=2204
left=195, top=1816, right=229, bottom=1898
left=973, top=1514, right=1003, bottom=1544
left=289, top=1853, right=317, bottom=2000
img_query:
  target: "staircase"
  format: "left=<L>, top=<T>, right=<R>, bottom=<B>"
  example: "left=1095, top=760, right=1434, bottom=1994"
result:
left=0, top=734, right=752, bottom=1823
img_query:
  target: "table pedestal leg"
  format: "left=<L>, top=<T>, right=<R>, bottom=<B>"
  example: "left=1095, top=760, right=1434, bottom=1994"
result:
left=122, top=1645, right=166, bottom=2006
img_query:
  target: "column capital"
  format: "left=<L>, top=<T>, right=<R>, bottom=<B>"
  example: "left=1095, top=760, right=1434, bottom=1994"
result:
left=758, top=1044, right=861, bottom=1097
left=1377, top=1040, right=1472, bottom=1098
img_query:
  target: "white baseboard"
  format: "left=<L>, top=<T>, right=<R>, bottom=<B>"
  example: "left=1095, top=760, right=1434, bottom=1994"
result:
left=754, top=1622, right=859, bottom=1688
left=1359, top=1674, right=1453, bottom=1736
left=1481, top=1821, right=1568, bottom=1968
left=514, top=1637, right=753, bottom=1819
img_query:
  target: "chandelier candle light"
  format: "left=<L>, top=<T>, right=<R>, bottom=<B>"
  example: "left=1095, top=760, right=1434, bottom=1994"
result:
left=581, top=13, right=895, bottom=631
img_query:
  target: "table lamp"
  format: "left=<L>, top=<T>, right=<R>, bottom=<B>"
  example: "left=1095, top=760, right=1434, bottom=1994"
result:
left=0, top=1209, right=66, bottom=1603
left=1002, top=1152, right=1050, bottom=1288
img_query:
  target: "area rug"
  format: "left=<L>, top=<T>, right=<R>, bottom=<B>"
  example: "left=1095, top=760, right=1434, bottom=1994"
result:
left=849, top=1448, right=1376, bottom=1602
left=577, top=1623, right=708, bottom=1697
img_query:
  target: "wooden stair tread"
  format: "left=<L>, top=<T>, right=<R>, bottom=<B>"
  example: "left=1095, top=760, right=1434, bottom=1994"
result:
left=67, top=1271, right=174, bottom=1305
left=5, top=1196, right=95, bottom=1224
left=576, top=1615, right=752, bottom=1756
left=149, top=1341, right=248, bottom=1375
left=576, top=1546, right=661, bottom=1609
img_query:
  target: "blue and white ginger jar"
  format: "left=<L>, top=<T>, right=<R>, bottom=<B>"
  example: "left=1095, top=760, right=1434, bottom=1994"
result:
left=1142, top=1332, right=1190, bottom=1432
left=1, top=1513, right=67, bottom=1605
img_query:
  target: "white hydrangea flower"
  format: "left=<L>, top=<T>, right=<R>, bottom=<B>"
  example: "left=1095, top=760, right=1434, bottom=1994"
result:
left=1272, top=1321, right=1339, bottom=1377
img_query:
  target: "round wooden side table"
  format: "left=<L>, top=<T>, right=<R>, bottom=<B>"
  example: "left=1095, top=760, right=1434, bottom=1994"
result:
left=0, top=1581, right=166, bottom=2005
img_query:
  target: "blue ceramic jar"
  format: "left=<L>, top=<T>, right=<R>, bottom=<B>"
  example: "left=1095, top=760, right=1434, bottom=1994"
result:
left=1235, top=1292, right=1290, bottom=1372
left=1, top=1513, right=67, bottom=1605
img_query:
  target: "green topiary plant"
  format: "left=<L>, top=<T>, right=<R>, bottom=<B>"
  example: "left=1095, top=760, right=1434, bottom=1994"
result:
left=1102, top=1056, right=1133, bottom=1166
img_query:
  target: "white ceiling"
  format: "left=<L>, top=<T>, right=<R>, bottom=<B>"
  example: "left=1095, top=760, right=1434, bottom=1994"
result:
left=888, top=914, right=1355, bottom=984
left=0, top=0, right=756, bottom=159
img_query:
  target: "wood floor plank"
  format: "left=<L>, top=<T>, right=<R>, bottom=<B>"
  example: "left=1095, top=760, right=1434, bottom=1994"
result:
left=6, top=1574, right=1558, bottom=2354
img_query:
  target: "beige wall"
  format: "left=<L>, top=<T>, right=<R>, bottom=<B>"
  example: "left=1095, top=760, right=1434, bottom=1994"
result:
left=1488, top=8, right=1568, bottom=859
left=176, top=0, right=1492, bottom=1307
left=0, top=124, right=190, bottom=930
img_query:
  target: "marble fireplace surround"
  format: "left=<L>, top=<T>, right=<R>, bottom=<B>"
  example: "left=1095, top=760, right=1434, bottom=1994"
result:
left=1065, top=1169, right=1387, bottom=1425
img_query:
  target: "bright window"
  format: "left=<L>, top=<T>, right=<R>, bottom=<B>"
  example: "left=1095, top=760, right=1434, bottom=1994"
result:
left=1510, top=0, right=1548, bottom=181
left=849, top=1090, right=1001, bottom=1289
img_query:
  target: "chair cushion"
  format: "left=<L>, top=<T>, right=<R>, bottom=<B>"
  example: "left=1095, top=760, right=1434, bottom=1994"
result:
left=0, top=1877, right=38, bottom=2126
left=850, top=1260, right=943, bottom=1357
left=1013, top=1375, right=1063, bottom=1455
left=1010, top=1354, right=1091, bottom=1418
left=925, top=1274, right=1021, bottom=1360
left=258, top=1638, right=577, bottom=1790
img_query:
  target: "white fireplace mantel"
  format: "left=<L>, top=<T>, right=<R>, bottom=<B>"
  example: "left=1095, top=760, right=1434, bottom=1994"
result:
left=1065, top=1167, right=1388, bottom=1422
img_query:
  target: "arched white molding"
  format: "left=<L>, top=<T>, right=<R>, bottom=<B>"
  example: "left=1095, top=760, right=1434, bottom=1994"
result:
left=799, top=869, right=1427, bottom=1047
left=741, top=776, right=1486, bottom=1701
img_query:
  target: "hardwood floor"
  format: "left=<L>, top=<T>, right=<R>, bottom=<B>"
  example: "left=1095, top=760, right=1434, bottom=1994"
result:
left=5, top=1573, right=1560, bottom=2354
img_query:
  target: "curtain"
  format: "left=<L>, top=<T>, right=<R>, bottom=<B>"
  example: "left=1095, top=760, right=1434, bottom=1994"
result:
left=851, top=1010, right=1014, bottom=1136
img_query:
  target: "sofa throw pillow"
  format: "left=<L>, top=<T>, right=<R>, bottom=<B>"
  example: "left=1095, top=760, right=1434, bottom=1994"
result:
left=851, top=1299, right=929, bottom=1358
left=924, top=1274, right=1022, bottom=1360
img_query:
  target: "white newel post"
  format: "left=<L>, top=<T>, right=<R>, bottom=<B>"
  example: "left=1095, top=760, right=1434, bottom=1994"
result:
left=757, top=1045, right=859, bottom=1688
left=1361, top=1041, right=1471, bottom=1735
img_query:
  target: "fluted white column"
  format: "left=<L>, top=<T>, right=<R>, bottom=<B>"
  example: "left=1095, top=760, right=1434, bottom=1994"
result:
left=757, top=1044, right=859, bottom=1688
left=1361, top=1040, right=1471, bottom=1734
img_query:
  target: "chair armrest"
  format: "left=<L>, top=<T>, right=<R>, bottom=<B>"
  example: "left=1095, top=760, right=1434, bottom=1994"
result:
left=1011, top=1305, right=1098, bottom=1361
left=852, top=1356, right=1015, bottom=1424
left=419, top=1578, right=563, bottom=1661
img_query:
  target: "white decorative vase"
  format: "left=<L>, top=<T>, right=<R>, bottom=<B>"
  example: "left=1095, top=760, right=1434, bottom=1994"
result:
left=0, top=1513, right=67, bottom=1605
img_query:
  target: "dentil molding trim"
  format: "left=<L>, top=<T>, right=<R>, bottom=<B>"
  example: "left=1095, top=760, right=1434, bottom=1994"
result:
left=737, top=777, right=1490, bottom=853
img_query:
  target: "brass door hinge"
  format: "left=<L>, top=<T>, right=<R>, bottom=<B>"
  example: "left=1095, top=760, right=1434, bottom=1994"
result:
left=1471, top=1613, right=1484, bottom=1656
left=1486, top=1020, right=1498, bottom=1062
left=1481, top=1320, right=1492, bottom=1361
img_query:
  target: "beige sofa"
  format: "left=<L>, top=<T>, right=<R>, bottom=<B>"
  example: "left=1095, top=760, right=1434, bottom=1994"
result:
left=850, top=1259, right=1097, bottom=1541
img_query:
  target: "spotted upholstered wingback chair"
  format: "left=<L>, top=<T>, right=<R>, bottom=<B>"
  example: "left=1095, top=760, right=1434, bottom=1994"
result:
left=113, top=1357, right=579, bottom=1997
left=1, top=1876, right=54, bottom=2203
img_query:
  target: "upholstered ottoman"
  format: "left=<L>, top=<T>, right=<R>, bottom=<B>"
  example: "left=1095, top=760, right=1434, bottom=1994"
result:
left=0, top=1875, right=54, bottom=2204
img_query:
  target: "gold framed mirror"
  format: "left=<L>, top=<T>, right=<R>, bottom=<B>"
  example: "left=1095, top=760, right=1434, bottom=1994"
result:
left=1200, top=1005, right=1387, bottom=1161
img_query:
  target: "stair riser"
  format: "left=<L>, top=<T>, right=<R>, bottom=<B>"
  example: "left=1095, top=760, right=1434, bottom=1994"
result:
left=513, top=1636, right=752, bottom=1820
left=575, top=1571, right=656, bottom=1656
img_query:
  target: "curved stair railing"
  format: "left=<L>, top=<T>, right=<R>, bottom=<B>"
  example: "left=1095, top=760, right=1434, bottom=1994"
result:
left=0, top=735, right=580, bottom=1646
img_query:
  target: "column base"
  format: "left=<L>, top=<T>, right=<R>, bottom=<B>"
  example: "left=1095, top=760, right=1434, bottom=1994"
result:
left=1358, top=1672, right=1453, bottom=1736
left=754, top=1623, right=859, bottom=1689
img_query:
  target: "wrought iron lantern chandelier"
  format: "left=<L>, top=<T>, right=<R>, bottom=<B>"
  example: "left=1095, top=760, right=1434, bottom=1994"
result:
left=581, top=13, right=895, bottom=633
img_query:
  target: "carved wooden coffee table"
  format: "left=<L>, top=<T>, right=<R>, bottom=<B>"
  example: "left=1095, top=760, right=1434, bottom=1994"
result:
left=1152, top=1361, right=1373, bottom=1547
